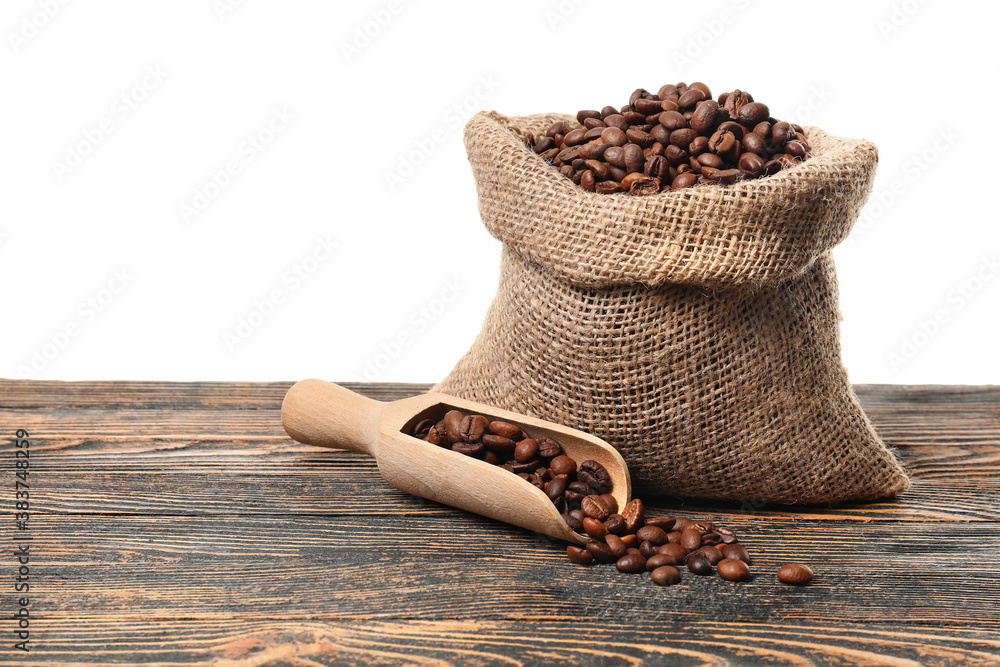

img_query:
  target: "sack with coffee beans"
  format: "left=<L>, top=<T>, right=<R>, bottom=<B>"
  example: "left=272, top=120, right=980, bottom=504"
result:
left=435, top=109, right=910, bottom=504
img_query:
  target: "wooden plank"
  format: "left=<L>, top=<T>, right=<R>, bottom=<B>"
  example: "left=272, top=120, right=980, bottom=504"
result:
left=23, top=514, right=1000, bottom=626
left=21, top=618, right=1000, bottom=665
left=19, top=448, right=1000, bottom=522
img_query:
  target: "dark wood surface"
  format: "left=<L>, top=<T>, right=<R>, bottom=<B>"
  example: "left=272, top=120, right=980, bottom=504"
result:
left=2, top=381, right=999, bottom=665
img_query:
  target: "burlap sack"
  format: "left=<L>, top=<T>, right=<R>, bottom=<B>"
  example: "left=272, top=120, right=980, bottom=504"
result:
left=436, top=110, right=910, bottom=504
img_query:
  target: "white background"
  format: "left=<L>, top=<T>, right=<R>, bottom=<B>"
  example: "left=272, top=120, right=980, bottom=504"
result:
left=1, top=0, right=997, bottom=384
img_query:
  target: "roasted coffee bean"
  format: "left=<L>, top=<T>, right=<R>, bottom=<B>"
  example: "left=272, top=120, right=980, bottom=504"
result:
left=567, top=545, right=593, bottom=565
left=671, top=172, right=698, bottom=190
left=583, top=117, right=606, bottom=130
left=620, top=534, right=638, bottom=549
left=616, top=552, right=647, bottom=573
left=659, top=110, right=687, bottom=130
left=720, top=544, right=751, bottom=564
left=536, top=437, right=562, bottom=459
left=698, top=546, right=724, bottom=565
left=603, top=146, right=626, bottom=168
left=651, top=565, right=681, bottom=586
left=622, top=499, right=645, bottom=533
left=587, top=540, right=618, bottom=563
left=604, top=513, right=627, bottom=536
left=546, top=120, right=569, bottom=137
left=426, top=424, right=449, bottom=447
left=549, top=455, right=577, bottom=476
left=626, top=128, right=652, bottom=147
left=581, top=495, right=610, bottom=520
left=484, top=450, right=502, bottom=465
left=604, top=114, right=628, bottom=131
left=412, top=419, right=433, bottom=440
left=509, top=459, right=541, bottom=474
left=686, top=553, right=713, bottom=575
left=488, top=421, right=523, bottom=442
left=753, top=121, right=772, bottom=137
left=598, top=494, right=618, bottom=515
left=565, top=481, right=590, bottom=495
left=681, top=528, right=703, bottom=552
left=697, top=152, right=724, bottom=169
left=569, top=508, right=586, bottom=524
left=785, top=140, right=807, bottom=159
left=639, top=540, right=658, bottom=559
left=643, top=516, right=675, bottom=531
left=451, top=441, right=485, bottom=457
left=630, top=177, right=660, bottom=196
left=563, top=128, right=588, bottom=146
left=583, top=126, right=606, bottom=141
left=690, top=100, right=720, bottom=133
left=545, top=475, right=568, bottom=502
left=669, top=128, right=697, bottom=149
left=771, top=121, right=794, bottom=146
left=562, top=511, right=583, bottom=531
left=704, top=168, right=742, bottom=185
left=646, top=553, right=678, bottom=570
left=738, top=102, right=770, bottom=127
left=623, top=144, right=644, bottom=173
left=644, top=155, right=669, bottom=180
left=596, top=180, right=621, bottom=195
left=717, top=558, right=751, bottom=582
left=459, top=415, right=488, bottom=442
left=635, top=525, right=669, bottom=546
left=577, top=109, right=602, bottom=124
left=665, top=530, right=684, bottom=544
left=715, top=526, right=738, bottom=544
left=658, top=83, right=679, bottom=99
left=578, top=460, right=612, bottom=493
left=671, top=517, right=692, bottom=531
left=582, top=516, right=609, bottom=541
left=777, top=563, right=813, bottom=585
left=657, top=543, right=689, bottom=562
left=633, top=97, right=663, bottom=115
left=738, top=152, right=765, bottom=177
left=514, top=438, right=539, bottom=463
left=677, top=88, right=706, bottom=108
left=742, top=132, right=767, bottom=157
left=585, top=160, right=609, bottom=181
left=442, top=410, right=465, bottom=444
left=606, top=534, right=627, bottom=559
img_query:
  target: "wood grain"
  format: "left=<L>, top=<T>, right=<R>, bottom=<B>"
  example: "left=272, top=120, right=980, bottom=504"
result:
left=1, top=380, right=999, bottom=665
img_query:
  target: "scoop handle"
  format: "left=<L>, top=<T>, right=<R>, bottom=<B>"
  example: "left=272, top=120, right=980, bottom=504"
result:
left=281, top=379, right=383, bottom=456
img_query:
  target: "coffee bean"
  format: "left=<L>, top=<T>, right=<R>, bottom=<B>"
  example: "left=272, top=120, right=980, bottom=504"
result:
left=777, top=563, right=813, bottom=585
left=581, top=495, right=610, bottom=520
left=697, top=153, right=724, bottom=169
left=567, top=545, right=593, bottom=565
left=545, top=475, right=567, bottom=502
left=604, top=114, right=628, bottom=131
left=669, top=128, right=697, bottom=149
left=738, top=102, right=770, bottom=127
left=671, top=172, right=698, bottom=190
left=680, top=528, right=703, bottom=552
left=626, top=128, right=652, bottom=147
left=599, top=494, right=618, bottom=515
left=616, top=552, right=647, bottom=573
left=636, top=526, right=669, bottom=546
left=677, top=88, right=706, bottom=108
left=451, top=441, right=485, bottom=457
left=690, top=100, right=721, bottom=133
left=623, top=144, right=644, bottom=173
left=509, top=459, right=542, bottom=474
left=651, top=565, right=681, bottom=586
left=596, top=180, right=622, bottom=195
left=606, top=534, right=627, bottom=559
left=426, top=424, right=449, bottom=447
left=644, top=155, right=669, bottom=180
left=600, top=127, right=627, bottom=147
left=577, top=109, right=602, bottom=124
left=643, top=516, right=675, bottom=531
left=582, top=516, right=609, bottom=541
left=604, top=514, right=627, bottom=536
left=698, top=546, right=724, bottom=565
left=629, top=176, right=661, bottom=196
left=686, top=553, right=713, bottom=575
left=639, top=540, right=658, bottom=559
left=488, top=421, right=523, bottom=442
left=715, top=526, right=738, bottom=544
left=621, top=499, right=644, bottom=533
left=785, top=140, right=807, bottom=159
left=620, top=534, right=638, bottom=549
left=514, top=438, right=539, bottom=463
left=738, top=152, right=765, bottom=178
left=442, top=410, right=465, bottom=444
left=665, top=530, right=684, bottom=544
left=562, top=511, right=583, bottom=531
left=549, top=455, right=577, bottom=476
left=569, top=508, right=586, bottom=524
left=536, top=437, right=562, bottom=459
left=587, top=540, right=617, bottom=563
left=646, top=553, right=678, bottom=570
left=657, top=543, right=689, bottom=562
left=458, top=415, right=488, bottom=442
left=717, top=558, right=751, bottom=582
left=720, top=544, right=751, bottom=564
left=578, top=460, right=612, bottom=493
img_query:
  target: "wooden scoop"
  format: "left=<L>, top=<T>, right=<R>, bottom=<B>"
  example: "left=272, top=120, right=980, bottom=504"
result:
left=281, top=379, right=631, bottom=544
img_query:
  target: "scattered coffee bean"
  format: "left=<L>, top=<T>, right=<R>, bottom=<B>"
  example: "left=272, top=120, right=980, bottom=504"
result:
left=567, top=545, right=593, bottom=565
left=698, top=546, right=724, bottom=566
left=581, top=495, right=610, bottom=520
left=531, top=82, right=812, bottom=195
left=651, top=566, right=681, bottom=586
left=687, top=553, right=713, bottom=576
left=616, top=552, right=647, bottom=573
left=606, top=535, right=627, bottom=559
left=777, top=563, right=814, bottom=585
left=720, top=543, right=752, bottom=565
left=717, top=558, right=751, bottom=582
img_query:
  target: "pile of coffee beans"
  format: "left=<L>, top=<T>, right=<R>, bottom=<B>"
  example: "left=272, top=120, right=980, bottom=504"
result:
left=527, top=82, right=812, bottom=195
left=410, top=410, right=614, bottom=519
left=409, top=409, right=812, bottom=587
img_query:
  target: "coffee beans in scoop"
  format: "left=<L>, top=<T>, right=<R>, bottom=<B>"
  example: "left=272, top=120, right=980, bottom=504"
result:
left=409, top=408, right=810, bottom=588
left=527, top=81, right=812, bottom=195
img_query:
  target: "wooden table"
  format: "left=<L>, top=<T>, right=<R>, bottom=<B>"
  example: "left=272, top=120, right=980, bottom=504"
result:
left=2, top=381, right=999, bottom=665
